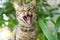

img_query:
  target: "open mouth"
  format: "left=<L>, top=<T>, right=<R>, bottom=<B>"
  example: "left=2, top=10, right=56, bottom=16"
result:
left=23, top=14, right=33, bottom=25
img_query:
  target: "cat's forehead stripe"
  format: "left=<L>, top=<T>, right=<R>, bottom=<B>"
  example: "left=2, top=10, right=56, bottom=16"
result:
left=22, top=4, right=33, bottom=10
left=23, top=6, right=29, bottom=10
left=16, top=4, right=34, bottom=12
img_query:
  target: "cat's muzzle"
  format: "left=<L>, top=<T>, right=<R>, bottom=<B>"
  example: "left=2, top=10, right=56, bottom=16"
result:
left=23, top=14, right=33, bottom=25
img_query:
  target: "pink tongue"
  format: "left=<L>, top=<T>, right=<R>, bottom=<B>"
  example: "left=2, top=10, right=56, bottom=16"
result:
left=26, top=16, right=31, bottom=24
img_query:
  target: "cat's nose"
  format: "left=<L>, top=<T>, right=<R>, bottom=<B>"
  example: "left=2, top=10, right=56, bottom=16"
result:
left=27, top=14, right=33, bottom=17
left=27, top=14, right=29, bottom=16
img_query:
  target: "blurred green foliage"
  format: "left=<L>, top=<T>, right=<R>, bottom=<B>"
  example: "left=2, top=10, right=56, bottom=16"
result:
left=0, top=0, right=60, bottom=40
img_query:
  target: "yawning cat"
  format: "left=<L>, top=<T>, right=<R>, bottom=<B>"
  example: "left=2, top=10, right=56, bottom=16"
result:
left=11, top=0, right=37, bottom=40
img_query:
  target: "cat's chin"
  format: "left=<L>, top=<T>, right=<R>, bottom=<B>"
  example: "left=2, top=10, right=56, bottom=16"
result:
left=22, top=23, right=33, bottom=27
left=25, top=23, right=33, bottom=27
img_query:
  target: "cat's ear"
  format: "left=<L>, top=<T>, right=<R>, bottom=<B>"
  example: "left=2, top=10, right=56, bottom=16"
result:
left=30, top=0, right=36, bottom=7
left=13, top=2, right=20, bottom=11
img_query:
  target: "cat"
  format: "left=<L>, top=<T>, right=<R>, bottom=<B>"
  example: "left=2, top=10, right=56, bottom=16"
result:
left=11, top=0, right=37, bottom=40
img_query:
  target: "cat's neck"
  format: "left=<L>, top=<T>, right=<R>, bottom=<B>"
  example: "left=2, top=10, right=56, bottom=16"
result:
left=19, top=24, right=35, bottom=32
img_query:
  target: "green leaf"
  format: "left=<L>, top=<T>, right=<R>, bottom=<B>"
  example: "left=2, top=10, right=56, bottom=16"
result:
left=57, top=33, right=60, bottom=40
left=56, top=16, right=60, bottom=27
left=37, top=17, right=56, bottom=40
left=36, top=0, right=40, bottom=3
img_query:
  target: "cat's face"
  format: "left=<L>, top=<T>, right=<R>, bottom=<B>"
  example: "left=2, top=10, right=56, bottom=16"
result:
left=14, top=2, right=37, bottom=27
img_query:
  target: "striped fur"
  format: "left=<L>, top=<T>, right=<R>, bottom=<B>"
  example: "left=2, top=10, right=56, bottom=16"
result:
left=11, top=0, right=37, bottom=40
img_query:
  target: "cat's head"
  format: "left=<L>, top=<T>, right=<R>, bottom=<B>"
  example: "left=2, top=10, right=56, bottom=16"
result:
left=13, top=0, right=37, bottom=27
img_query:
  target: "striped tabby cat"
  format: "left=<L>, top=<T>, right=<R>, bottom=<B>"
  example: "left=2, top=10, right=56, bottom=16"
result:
left=11, top=0, right=37, bottom=40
